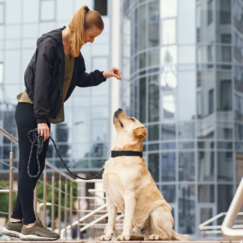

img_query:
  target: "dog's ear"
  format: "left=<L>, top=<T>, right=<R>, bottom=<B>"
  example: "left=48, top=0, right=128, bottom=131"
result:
left=133, top=126, right=147, bottom=139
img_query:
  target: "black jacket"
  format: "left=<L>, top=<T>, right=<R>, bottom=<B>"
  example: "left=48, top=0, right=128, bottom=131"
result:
left=24, top=26, right=106, bottom=124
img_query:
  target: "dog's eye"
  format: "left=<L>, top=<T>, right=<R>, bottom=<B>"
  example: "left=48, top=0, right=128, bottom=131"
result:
left=130, top=118, right=135, bottom=121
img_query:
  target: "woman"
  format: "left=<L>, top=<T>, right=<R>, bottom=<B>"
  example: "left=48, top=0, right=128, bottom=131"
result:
left=3, top=5, right=121, bottom=241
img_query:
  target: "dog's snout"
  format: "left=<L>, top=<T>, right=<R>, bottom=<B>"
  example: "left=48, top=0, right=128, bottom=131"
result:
left=114, top=108, right=123, bottom=117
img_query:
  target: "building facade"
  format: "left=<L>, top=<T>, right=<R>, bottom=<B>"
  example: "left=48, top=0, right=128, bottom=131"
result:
left=121, top=0, right=243, bottom=237
left=0, top=0, right=111, bottom=173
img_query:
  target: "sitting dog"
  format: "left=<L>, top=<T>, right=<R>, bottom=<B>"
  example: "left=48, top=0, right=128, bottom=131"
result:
left=99, top=109, right=190, bottom=241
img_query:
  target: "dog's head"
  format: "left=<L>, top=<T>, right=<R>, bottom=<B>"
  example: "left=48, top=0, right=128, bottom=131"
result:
left=112, top=109, right=147, bottom=151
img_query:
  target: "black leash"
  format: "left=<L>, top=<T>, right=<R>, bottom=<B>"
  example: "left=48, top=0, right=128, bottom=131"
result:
left=27, top=129, right=104, bottom=180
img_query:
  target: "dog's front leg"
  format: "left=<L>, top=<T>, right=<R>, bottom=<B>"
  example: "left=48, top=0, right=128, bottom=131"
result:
left=99, top=194, right=117, bottom=241
left=117, top=191, right=136, bottom=241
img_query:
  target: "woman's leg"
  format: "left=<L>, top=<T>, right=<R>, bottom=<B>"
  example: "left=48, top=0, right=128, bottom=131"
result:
left=11, top=103, right=50, bottom=224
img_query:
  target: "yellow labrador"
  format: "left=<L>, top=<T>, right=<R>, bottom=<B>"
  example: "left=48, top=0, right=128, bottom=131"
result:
left=99, top=109, right=190, bottom=241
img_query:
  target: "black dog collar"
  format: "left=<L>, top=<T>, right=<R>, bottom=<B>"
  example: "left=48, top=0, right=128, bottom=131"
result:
left=111, top=150, right=143, bottom=158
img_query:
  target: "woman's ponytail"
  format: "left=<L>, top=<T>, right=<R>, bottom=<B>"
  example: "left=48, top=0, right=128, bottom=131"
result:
left=68, top=6, right=104, bottom=57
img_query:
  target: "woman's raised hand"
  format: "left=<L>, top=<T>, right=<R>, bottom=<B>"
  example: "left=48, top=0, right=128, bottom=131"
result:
left=38, top=123, right=50, bottom=142
left=103, top=67, right=122, bottom=80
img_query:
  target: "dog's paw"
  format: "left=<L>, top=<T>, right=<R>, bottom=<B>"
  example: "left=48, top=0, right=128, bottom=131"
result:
left=99, top=234, right=113, bottom=241
left=117, top=234, right=131, bottom=241
left=149, top=234, right=162, bottom=240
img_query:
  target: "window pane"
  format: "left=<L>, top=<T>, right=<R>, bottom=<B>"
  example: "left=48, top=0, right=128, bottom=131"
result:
left=179, top=152, right=195, bottom=181
left=162, top=19, right=176, bottom=45
left=139, top=4, right=146, bottom=50
left=148, top=1, right=159, bottom=47
left=149, top=75, right=159, bottom=122
left=160, top=0, right=177, bottom=18
left=40, top=0, right=56, bottom=21
left=0, top=3, right=4, bottom=24
left=198, top=151, right=214, bottom=181
left=161, top=185, right=176, bottom=203
left=162, top=124, right=176, bottom=140
left=217, top=152, right=233, bottom=182
left=162, top=152, right=176, bottom=182
left=198, top=185, right=214, bottom=203
left=139, top=77, right=146, bottom=123
left=148, top=124, right=159, bottom=141
left=148, top=153, right=159, bottom=182
left=178, top=122, right=195, bottom=139
left=163, top=95, right=175, bottom=119
left=92, top=120, right=108, bottom=142
left=217, top=122, right=233, bottom=139
left=178, top=185, right=195, bottom=234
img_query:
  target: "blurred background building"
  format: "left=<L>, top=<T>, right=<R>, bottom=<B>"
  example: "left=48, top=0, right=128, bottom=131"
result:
left=121, top=0, right=243, bottom=237
left=0, top=0, right=243, bottom=238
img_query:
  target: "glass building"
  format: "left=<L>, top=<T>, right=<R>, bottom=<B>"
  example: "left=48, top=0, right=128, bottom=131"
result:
left=121, top=0, right=243, bottom=237
left=0, top=0, right=111, bottom=173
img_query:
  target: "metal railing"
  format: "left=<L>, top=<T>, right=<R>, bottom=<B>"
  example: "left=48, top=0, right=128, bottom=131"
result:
left=0, top=128, right=120, bottom=240
left=199, top=177, right=243, bottom=240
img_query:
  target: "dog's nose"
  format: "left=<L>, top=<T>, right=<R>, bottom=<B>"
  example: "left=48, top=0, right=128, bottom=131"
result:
left=118, top=108, right=123, bottom=111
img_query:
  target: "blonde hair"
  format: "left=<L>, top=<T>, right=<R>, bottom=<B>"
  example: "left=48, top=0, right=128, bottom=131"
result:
left=68, top=6, right=104, bottom=57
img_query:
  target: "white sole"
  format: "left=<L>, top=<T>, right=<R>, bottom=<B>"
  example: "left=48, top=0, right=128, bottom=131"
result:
left=2, top=227, right=21, bottom=238
left=19, top=233, right=59, bottom=241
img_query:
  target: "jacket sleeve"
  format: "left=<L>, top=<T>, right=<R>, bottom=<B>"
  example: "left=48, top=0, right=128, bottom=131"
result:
left=34, top=38, right=56, bottom=124
left=76, top=54, right=106, bottom=87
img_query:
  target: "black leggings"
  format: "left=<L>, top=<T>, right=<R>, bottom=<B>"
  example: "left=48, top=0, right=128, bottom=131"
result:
left=11, top=103, right=50, bottom=224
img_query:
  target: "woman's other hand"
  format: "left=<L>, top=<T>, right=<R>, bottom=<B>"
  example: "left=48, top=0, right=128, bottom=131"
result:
left=38, top=123, right=50, bottom=142
left=103, top=67, right=122, bottom=80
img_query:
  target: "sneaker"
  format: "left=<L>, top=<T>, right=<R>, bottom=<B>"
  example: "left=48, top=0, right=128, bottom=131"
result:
left=2, top=220, right=23, bottom=238
left=19, top=218, right=60, bottom=241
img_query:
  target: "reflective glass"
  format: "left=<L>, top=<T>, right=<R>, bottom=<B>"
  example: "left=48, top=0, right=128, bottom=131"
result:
left=217, top=152, right=233, bottom=182
left=148, top=153, right=159, bottom=182
left=235, top=93, right=243, bottom=121
left=217, top=77, right=232, bottom=112
left=0, top=3, right=4, bottom=24
left=197, top=141, right=214, bottom=149
left=148, top=49, right=160, bottom=67
left=73, top=108, right=90, bottom=143
left=148, top=143, right=159, bottom=151
left=91, top=159, right=106, bottom=168
left=216, top=45, right=231, bottom=63
left=6, top=0, right=21, bottom=24
left=91, top=107, right=108, bottom=118
left=148, top=124, right=159, bottom=141
left=162, top=124, right=176, bottom=140
left=40, top=0, right=56, bottom=21
left=92, top=120, right=108, bottom=142
left=161, top=185, right=176, bottom=203
left=73, top=159, right=89, bottom=169
left=217, top=122, right=233, bottom=139
left=178, top=0, right=195, bottom=44
left=55, top=123, right=70, bottom=143
left=91, top=143, right=108, bottom=158
left=72, top=143, right=91, bottom=159
left=179, top=142, right=194, bottom=149
left=148, top=1, right=159, bottom=47
left=178, top=122, right=195, bottom=139
left=139, top=4, right=146, bottom=50
left=162, top=152, right=176, bottom=182
left=163, top=95, right=175, bottom=119
left=235, top=123, right=243, bottom=140
left=179, top=152, right=195, bottom=181
left=149, top=75, right=159, bottom=122
left=55, top=145, right=71, bottom=158
left=23, top=0, right=39, bottom=23
left=139, top=77, right=146, bottom=123
left=197, top=121, right=215, bottom=139
left=217, top=142, right=232, bottom=149
left=198, top=151, right=214, bottom=181
left=178, top=185, right=195, bottom=234
left=161, top=142, right=176, bottom=150
left=162, top=19, right=176, bottom=45
left=217, top=185, right=233, bottom=224
left=178, top=71, right=196, bottom=121
left=160, top=0, right=177, bottom=18
left=198, top=185, right=214, bottom=203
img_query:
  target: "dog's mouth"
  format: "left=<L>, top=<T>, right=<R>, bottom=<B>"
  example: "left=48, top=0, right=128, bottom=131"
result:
left=114, top=113, right=124, bottom=127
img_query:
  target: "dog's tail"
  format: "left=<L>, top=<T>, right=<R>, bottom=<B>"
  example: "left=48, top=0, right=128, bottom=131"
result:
left=172, top=230, right=190, bottom=241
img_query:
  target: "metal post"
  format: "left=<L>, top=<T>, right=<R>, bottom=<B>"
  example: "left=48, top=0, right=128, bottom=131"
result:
left=34, top=184, right=38, bottom=216
left=70, top=186, right=73, bottom=239
left=8, top=142, right=14, bottom=219
left=58, top=176, right=62, bottom=234
left=77, top=190, right=81, bottom=240
left=64, top=181, right=68, bottom=239
left=52, top=174, right=55, bottom=231
left=43, top=168, right=47, bottom=227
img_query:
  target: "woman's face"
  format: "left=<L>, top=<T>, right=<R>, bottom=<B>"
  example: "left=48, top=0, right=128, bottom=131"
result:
left=84, top=26, right=102, bottom=44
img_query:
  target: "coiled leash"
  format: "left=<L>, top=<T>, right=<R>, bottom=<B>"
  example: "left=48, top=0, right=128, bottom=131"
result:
left=27, top=128, right=104, bottom=180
